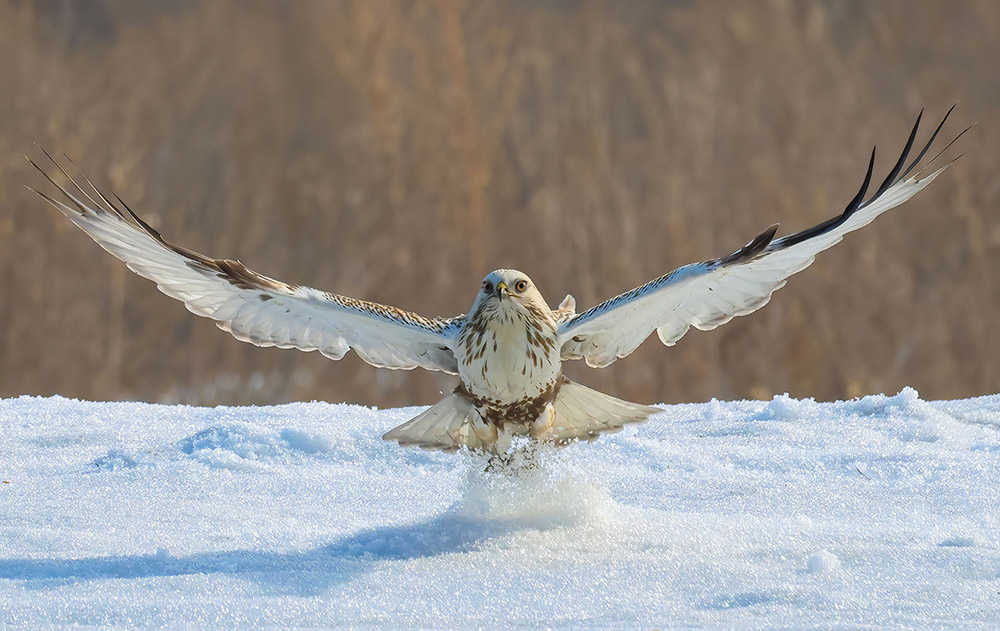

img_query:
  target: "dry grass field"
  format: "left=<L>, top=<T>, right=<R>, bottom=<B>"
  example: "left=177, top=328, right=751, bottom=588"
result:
left=1, top=0, right=997, bottom=408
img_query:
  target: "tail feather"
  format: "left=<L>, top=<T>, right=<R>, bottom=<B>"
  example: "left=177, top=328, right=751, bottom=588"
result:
left=382, top=392, right=481, bottom=452
left=549, top=379, right=661, bottom=442
left=381, top=378, right=661, bottom=453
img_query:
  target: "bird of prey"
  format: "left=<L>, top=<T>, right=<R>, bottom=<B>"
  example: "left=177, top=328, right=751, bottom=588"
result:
left=28, top=109, right=966, bottom=455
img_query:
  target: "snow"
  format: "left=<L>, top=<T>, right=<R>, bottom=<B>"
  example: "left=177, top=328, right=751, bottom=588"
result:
left=1, top=387, right=999, bottom=629
left=806, top=549, right=840, bottom=574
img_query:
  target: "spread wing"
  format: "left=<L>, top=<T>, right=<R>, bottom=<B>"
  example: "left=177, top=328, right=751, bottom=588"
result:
left=27, top=151, right=464, bottom=373
left=560, top=107, right=969, bottom=368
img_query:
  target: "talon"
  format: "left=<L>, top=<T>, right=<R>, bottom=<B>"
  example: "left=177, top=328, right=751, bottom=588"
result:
left=529, top=402, right=555, bottom=439
left=472, top=412, right=498, bottom=444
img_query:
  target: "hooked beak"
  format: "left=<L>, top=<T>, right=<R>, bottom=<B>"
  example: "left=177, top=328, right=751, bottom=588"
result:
left=496, top=281, right=508, bottom=300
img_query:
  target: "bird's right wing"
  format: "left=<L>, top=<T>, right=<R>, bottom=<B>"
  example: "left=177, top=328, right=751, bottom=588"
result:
left=28, top=151, right=464, bottom=373
left=559, top=107, right=968, bottom=368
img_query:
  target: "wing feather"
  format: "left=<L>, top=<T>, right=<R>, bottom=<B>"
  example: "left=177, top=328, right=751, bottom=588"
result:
left=28, top=151, right=463, bottom=373
left=560, top=108, right=968, bottom=368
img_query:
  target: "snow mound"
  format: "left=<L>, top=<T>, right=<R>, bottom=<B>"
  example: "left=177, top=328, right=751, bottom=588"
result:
left=279, top=428, right=334, bottom=455
left=0, top=389, right=998, bottom=629
left=806, top=549, right=840, bottom=573
left=90, top=448, right=140, bottom=471
left=179, top=423, right=288, bottom=469
left=178, top=422, right=346, bottom=470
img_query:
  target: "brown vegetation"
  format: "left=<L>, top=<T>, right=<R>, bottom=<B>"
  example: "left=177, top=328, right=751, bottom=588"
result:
left=1, top=0, right=998, bottom=407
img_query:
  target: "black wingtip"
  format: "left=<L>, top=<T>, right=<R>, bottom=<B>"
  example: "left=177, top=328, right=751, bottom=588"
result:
left=871, top=110, right=923, bottom=200
left=911, top=121, right=973, bottom=180
left=712, top=222, right=779, bottom=266
left=747, top=223, right=779, bottom=254
left=747, top=106, right=965, bottom=255
left=899, top=105, right=958, bottom=181
left=23, top=152, right=90, bottom=214
left=24, top=155, right=43, bottom=174
left=23, top=184, right=70, bottom=215
left=770, top=145, right=875, bottom=250
left=845, top=146, right=877, bottom=217
left=35, top=144, right=60, bottom=168
left=760, top=223, right=780, bottom=245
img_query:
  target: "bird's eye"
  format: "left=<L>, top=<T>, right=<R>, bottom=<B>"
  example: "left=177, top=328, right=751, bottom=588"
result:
left=515, top=280, right=528, bottom=293
left=482, top=281, right=493, bottom=293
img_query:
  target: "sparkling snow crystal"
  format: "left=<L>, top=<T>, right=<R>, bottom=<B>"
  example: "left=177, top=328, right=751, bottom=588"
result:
left=1, top=390, right=999, bottom=628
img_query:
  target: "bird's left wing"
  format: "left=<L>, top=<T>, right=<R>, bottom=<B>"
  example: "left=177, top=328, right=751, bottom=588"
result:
left=27, top=151, right=464, bottom=373
left=560, top=108, right=968, bottom=368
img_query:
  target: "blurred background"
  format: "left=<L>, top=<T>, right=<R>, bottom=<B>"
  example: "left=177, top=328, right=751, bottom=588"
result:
left=1, top=0, right=997, bottom=408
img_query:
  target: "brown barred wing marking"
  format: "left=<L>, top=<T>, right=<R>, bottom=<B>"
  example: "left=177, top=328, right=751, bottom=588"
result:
left=27, top=149, right=464, bottom=373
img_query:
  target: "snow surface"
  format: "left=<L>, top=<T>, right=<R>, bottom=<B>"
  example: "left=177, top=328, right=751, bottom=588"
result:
left=1, top=388, right=999, bottom=629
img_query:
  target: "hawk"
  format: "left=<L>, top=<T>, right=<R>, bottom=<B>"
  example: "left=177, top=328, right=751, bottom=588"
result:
left=28, top=109, right=966, bottom=454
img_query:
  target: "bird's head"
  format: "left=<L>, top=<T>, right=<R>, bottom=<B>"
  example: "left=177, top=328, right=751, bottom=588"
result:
left=473, top=269, right=547, bottom=315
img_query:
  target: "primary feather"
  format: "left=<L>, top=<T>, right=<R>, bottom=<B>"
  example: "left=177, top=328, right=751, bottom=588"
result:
left=558, top=107, right=969, bottom=368
left=26, top=150, right=463, bottom=373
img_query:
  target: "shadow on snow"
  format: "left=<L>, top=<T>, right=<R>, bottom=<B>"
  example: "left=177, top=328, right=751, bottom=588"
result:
left=0, top=510, right=519, bottom=596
